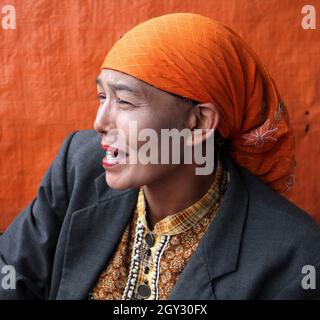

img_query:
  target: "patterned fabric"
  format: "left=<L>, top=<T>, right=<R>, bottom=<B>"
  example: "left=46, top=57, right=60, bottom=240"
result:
left=101, top=13, right=296, bottom=194
left=90, top=161, right=229, bottom=300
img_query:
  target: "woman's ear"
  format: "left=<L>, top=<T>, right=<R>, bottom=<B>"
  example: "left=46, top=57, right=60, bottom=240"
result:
left=186, top=102, right=220, bottom=146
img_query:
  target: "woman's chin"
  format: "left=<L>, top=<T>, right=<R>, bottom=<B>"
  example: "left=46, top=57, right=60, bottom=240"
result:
left=106, top=173, right=127, bottom=190
left=105, top=173, right=132, bottom=190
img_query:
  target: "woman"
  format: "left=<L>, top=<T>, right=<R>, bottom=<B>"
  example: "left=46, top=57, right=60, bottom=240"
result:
left=1, top=13, right=320, bottom=300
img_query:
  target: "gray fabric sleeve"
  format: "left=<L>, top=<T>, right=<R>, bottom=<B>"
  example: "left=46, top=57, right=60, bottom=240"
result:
left=0, top=131, right=78, bottom=300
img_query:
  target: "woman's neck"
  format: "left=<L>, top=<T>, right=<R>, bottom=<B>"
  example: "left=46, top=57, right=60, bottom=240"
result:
left=142, top=164, right=216, bottom=229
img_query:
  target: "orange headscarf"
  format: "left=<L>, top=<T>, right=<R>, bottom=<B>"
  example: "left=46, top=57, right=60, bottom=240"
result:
left=101, top=13, right=295, bottom=194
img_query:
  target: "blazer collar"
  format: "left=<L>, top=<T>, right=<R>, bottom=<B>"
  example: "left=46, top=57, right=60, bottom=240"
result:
left=56, top=157, right=248, bottom=299
left=202, top=156, right=248, bottom=280
left=169, top=157, right=249, bottom=299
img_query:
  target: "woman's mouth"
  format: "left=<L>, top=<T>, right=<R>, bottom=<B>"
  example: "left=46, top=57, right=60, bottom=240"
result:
left=101, top=145, right=128, bottom=168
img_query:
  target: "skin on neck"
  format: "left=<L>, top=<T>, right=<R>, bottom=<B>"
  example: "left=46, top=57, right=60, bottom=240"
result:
left=143, top=162, right=217, bottom=230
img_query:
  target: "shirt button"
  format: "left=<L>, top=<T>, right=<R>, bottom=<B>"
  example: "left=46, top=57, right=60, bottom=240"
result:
left=145, top=233, right=155, bottom=247
left=144, top=266, right=150, bottom=274
left=137, top=284, right=151, bottom=298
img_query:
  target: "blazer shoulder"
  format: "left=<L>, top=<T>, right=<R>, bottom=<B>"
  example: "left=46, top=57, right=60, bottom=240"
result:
left=238, top=166, right=320, bottom=259
left=64, top=130, right=104, bottom=170
left=67, top=130, right=101, bottom=155
left=56, top=130, right=106, bottom=206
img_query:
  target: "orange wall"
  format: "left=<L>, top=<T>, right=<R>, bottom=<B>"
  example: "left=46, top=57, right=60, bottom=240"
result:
left=1, top=0, right=319, bottom=231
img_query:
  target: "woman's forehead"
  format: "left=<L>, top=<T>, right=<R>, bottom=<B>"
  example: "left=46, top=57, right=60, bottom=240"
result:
left=97, top=69, right=175, bottom=103
left=98, top=69, right=145, bottom=90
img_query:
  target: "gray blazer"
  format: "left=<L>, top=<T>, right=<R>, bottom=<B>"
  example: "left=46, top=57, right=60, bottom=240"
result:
left=1, top=130, right=320, bottom=300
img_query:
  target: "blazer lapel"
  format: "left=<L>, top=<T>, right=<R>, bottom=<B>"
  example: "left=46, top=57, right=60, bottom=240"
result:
left=169, top=157, right=249, bottom=299
left=169, top=241, right=217, bottom=299
left=56, top=173, right=139, bottom=300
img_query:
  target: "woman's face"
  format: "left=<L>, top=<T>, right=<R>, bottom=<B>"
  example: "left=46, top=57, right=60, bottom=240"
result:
left=94, top=69, right=193, bottom=190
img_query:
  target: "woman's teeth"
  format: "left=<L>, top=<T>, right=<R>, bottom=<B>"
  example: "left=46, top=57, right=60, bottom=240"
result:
left=106, top=149, right=126, bottom=162
left=106, top=150, right=117, bottom=160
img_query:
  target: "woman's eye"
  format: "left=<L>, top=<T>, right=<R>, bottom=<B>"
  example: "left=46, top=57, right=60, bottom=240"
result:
left=116, top=97, right=132, bottom=106
left=97, top=94, right=106, bottom=101
left=96, top=95, right=135, bottom=108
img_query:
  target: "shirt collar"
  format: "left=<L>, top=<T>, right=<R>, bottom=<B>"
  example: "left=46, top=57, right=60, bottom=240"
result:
left=136, top=161, right=229, bottom=236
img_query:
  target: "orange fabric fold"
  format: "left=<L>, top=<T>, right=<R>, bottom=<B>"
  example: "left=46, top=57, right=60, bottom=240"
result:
left=101, top=13, right=295, bottom=194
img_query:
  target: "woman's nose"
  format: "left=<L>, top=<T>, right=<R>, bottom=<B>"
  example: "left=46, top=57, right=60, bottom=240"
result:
left=93, top=100, right=113, bottom=134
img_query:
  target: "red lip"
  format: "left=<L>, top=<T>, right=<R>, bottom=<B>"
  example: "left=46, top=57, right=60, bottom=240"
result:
left=102, top=158, right=118, bottom=168
left=101, top=144, right=115, bottom=151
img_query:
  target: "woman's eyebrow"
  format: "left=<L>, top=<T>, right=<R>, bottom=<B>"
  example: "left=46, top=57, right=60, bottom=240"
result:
left=95, top=77, right=137, bottom=94
left=109, top=83, right=137, bottom=93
